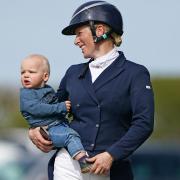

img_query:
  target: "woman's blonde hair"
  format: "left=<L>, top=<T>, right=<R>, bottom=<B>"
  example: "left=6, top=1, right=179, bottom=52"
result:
left=95, top=23, right=122, bottom=46
left=105, top=24, right=122, bottom=47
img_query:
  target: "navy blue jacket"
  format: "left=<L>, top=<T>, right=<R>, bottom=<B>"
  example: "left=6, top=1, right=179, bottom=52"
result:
left=48, top=51, right=154, bottom=180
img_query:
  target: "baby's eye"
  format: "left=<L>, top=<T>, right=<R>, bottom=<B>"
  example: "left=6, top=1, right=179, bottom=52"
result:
left=29, top=70, right=36, bottom=73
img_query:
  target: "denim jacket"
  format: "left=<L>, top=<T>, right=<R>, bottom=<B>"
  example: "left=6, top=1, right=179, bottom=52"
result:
left=20, top=85, right=67, bottom=127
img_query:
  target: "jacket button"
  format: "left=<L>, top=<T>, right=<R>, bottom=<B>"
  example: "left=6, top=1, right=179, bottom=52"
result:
left=97, top=105, right=100, bottom=108
left=76, top=104, right=80, bottom=107
left=96, top=124, right=99, bottom=128
left=90, top=144, right=94, bottom=147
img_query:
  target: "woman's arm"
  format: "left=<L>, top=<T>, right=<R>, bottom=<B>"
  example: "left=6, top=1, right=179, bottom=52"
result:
left=106, top=66, right=154, bottom=160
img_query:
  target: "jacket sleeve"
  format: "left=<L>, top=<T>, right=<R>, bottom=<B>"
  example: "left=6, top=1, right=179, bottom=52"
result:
left=20, top=90, right=67, bottom=117
left=106, top=66, right=154, bottom=160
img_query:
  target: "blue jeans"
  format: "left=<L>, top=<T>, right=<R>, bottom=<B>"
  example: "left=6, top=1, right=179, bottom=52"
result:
left=48, top=122, right=84, bottom=157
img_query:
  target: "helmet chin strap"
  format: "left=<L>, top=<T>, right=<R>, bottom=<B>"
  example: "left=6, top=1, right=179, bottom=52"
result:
left=89, top=20, right=112, bottom=43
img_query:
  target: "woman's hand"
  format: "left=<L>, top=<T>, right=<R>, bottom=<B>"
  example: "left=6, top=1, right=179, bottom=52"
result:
left=86, top=152, right=114, bottom=175
left=29, top=127, right=53, bottom=153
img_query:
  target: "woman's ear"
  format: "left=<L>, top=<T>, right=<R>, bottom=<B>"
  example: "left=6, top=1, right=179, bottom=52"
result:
left=96, top=24, right=106, bottom=37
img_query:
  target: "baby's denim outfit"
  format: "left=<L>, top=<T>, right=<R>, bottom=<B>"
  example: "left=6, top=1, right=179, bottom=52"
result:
left=20, top=85, right=84, bottom=157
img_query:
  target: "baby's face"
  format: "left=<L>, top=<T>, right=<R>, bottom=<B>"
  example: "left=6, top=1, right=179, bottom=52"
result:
left=21, top=57, right=48, bottom=89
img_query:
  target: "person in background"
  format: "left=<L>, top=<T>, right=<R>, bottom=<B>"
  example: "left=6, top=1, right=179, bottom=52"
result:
left=29, top=1, right=154, bottom=180
left=20, top=54, right=91, bottom=173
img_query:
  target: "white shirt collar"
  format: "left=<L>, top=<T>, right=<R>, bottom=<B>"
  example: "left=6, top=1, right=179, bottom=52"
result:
left=89, top=47, right=119, bottom=69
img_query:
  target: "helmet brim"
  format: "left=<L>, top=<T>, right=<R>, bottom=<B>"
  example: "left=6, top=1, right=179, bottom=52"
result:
left=62, top=22, right=88, bottom=35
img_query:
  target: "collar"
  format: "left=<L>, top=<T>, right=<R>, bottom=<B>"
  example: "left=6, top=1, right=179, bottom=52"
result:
left=89, top=47, right=119, bottom=69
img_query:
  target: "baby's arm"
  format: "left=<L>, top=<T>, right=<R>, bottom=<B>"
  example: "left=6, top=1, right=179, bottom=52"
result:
left=23, top=100, right=67, bottom=117
left=20, top=90, right=67, bottom=117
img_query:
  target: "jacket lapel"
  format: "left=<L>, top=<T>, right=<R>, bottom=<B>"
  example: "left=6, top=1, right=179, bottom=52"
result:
left=77, top=52, right=126, bottom=103
left=93, top=52, right=126, bottom=91
left=80, top=69, right=100, bottom=104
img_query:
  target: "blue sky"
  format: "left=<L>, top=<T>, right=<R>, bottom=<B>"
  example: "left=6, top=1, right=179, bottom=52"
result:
left=0, top=0, right=180, bottom=88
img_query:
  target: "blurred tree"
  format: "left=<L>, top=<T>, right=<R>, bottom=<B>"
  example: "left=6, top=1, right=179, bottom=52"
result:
left=0, top=78, right=180, bottom=140
left=0, top=88, right=28, bottom=129
left=152, top=78, right=180, bottom=140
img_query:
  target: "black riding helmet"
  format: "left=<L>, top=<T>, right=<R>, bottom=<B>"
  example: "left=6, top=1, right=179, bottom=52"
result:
left=62, top=1, right=123, bottom=40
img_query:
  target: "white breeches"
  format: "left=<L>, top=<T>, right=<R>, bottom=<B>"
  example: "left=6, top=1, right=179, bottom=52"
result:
left=54, top=148, right=110, bottom=180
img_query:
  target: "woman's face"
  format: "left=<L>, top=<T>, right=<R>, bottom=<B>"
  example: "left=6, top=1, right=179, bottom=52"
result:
left=74, top=25, right=96, bottom=59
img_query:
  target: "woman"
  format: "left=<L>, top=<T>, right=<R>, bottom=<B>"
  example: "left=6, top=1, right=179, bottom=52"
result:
left=29, top=1, right=154, bottom=180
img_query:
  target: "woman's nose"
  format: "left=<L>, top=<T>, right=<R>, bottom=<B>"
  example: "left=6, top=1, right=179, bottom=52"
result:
left=74, top=36, right=80, bottom=46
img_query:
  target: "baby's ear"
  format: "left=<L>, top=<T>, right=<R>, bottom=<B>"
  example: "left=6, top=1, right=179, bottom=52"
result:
left=43, top=72, right=49, bottom=82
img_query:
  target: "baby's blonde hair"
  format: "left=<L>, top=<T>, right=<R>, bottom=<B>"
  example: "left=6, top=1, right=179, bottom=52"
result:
left=25, top=54, right=50, bottom=75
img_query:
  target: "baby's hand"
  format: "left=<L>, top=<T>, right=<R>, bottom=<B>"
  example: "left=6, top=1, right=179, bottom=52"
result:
left=65, top=100, right=71, bottom=112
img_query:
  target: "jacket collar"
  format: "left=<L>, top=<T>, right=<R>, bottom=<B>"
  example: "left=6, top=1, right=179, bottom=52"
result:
left=93, top=51, right=125, bottom=91
left=79, top=51, right=126, bottom=103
